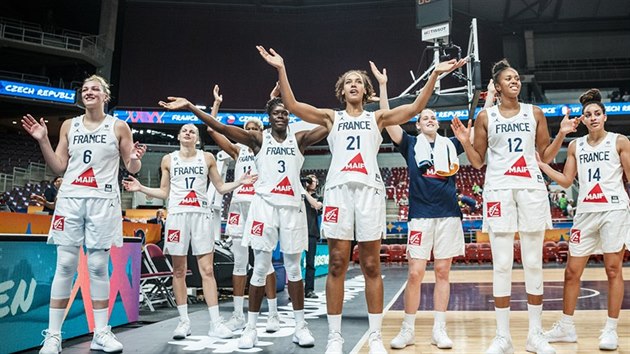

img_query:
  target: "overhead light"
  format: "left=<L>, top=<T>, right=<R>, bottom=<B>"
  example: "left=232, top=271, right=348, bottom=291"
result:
left=12, top=121, right=17, bottom=124
left=44, top=120, right=49, bottom=123
left=195, top=104, right=206, bottom=110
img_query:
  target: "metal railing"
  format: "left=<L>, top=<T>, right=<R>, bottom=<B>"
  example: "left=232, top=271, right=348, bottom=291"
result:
left=0, top=21, right=107, bottom=65
left=0, top=173, right=13, bottom=193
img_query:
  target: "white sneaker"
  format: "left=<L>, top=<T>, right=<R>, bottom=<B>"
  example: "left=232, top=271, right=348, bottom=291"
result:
left=543, top=321, right=577, bottom=343
left=390, top=322, right=414, bottom=349
left=432, top=323, right=453, bottom=349
left=486, top=333, right=514, bottom=354
left=265, top=312, right=280, bottom=333
left=292, top=321, right=315, bottom=347
left=208, top=317, right=234, bottom=338
left=238, top=324, right=258, bottom=349
left=39, top=330, right=62, bottom=354
left=325, top=331, right=344, bottom=354
left=225, top=311, right=246, bottom=331
left=90, top=326, right=123, bottom=353
left=368, top=331, right=388, bottom=354
left=172, top=319, right=191, bottom=339
left=598, top=327, right=618, bottom=350
left=526, top=329, right=556, bottom=354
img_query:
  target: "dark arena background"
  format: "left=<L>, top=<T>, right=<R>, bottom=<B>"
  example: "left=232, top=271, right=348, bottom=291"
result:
left=1, top=0, right=630, bottom=353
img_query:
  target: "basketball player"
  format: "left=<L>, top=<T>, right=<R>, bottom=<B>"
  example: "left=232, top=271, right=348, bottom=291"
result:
left=257, top=46, right=465, bottom=354
left=451, top=59, right=579, bottom=354
left=538, top=89, right=628, bottom=351
left=123, top=123, right=257, bottom=341
left=158, top=94, right=328, bottom=349
left=22, top=75, right=146, bottom=354
left=205, top=85, right=281, bottom=333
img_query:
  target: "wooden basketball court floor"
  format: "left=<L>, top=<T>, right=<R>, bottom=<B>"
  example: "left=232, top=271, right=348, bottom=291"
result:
left=354, top=267, right=630, bottom=354
left=20, top=265, right=629, bottom=353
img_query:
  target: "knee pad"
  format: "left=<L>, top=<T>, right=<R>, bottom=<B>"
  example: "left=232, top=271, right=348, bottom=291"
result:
left=87, top=249, right=111, bottom=301
left=520, top=232, right=544, bottom=295
left=50, top=246, right=80, bottom=299
left=284, top=253, right=303, bottom=282
left=490, top=232, right=514, bottom=297
left=250, top=250, right=272, bottom=287
left=231, top=241, right=248, bottom=276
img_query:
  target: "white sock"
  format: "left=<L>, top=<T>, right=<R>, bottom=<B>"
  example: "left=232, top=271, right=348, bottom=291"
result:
left=495, top=307, right=510, bottom=337
left=328, top=314, right=342, bottom=333
left=234, top=296, right=244, bottom=315
left=403, top=313, right=416, bottom=328
left=177, top=304, right=189, bottom=321
left=527, top=303, right=542, bottom=332
left=560, top=313, right=574, bottom=326
left=49, top=308, right=65, bottom=333
left=267, top=297, right=278, bottom=314
left=248, top=311, right=259, bottom=327
left=294, top=309, right=305, bottom=324
left=368, top=313, right=383, bottom=333
left=208, top=305, right=220, bottom=322
left=605, top=317, right=618, bottom=330
left=93, top=308, right=109, bottom=331
left=434, top=311, right=446, bottom=327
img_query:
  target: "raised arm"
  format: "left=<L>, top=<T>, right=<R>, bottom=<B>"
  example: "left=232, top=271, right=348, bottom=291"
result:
left=371, top=61, right=403, bottom=145
left=123, top=155, right=170, bottom=200
left=451, top=110, right=487, bottom=169
left=159, top=96, right=261, bottom=151
left=483, top=79, right=497, bottom=109
left=377, top=58, right=467, bottom=129
left=257, top=46, right=334, bottom=130
left=206, top=152, right=257, bottom=194
left=22, top=115, right=70, bottom=175
left=538, top=108, right=581, bottom=163
left=205, top=85, right=240, bottom=159
left=116, top=120, right=145, bottom=174
left=296, top=125, right=330, bottom=154
left=304, top=190, right=323, bottom=210
left=537, top=141, right=577, bottom=188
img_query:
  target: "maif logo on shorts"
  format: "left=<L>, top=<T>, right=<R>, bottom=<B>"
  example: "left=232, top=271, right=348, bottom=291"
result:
left=487, top=202, right=501, bottom=217
left=52, top=215, right=65, bottom=231
left=251, top=221, right=264, bottom=237
left=323, top=206, right=339, bottom=223
left=228, top=213, right=240, bottom=225
left=167, top=230, right=181, bottom=243
left=570, top=229, right=581, bottom=244
left=408, top=231, right=422, bottom=246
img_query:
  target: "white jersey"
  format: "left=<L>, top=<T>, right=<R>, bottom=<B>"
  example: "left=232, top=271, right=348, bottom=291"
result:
left=484, top=103, right=546, bottom=191
left=167, top=150, right=211, bottom=214
left=326, top=110, right=384, bottom=191
left=575, top=133, right=629, bottom=214
left=231, top=144, right=257, bottom=204
left=59, top=114, right=120, bottom=198
left=207, top=150, right=231, bottom=210
left=254, top=129, right=304, bottom=208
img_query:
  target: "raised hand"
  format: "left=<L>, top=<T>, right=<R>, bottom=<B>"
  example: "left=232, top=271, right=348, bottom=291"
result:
left=450, top=115, right=473, bottom=144
left=487, top=79, right=496, bottom=96
left=132, top=141, right=147, bottom=160
left=158, top=97, right=191, bottom=110
left=30, top=194, right=46, bottom=206
left=122, top=175, right=142, bottom=192
left=558, top=109, right=581, bottom=136
left=21, top=114, right=48, bottom=141
left=269, top=81, right=281, bottom=99
left=257, top=46, right=284, bottom=69
left=434, top=58, right=467, bottom=75
left=369, top=61, right=387, bottom=85
left=213, top=85, right=223, bottom=104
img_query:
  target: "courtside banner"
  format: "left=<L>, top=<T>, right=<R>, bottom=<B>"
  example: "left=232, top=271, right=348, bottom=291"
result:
left=0, top=80, right=76, bottom=104
left=114, top=102, right=630, bottom=126
left=112, top=109, right=301, bottom=126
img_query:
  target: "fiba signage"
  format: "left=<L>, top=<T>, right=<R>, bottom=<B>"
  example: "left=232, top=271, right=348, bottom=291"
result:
left=0, top=80, right=76, bottom=104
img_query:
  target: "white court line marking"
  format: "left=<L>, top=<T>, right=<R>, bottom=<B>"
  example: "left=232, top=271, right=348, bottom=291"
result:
left=349, top=276, right=407, bottom=354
